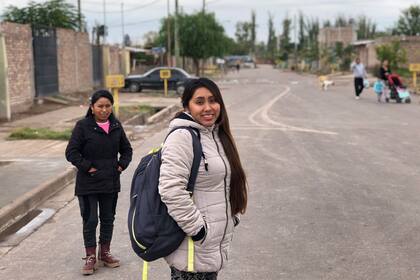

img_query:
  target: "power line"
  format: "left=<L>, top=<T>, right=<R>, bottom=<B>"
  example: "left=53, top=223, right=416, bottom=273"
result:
left=107, top=18, right=161, bottom=29
left=78, top=0, right=162, bottom=14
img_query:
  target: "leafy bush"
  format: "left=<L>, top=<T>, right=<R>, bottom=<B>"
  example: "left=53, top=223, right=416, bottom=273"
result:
left=376, top=41, right=407, bottom=70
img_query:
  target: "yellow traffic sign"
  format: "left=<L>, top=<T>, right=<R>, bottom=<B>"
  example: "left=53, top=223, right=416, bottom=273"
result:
left=409, top=64, right=420, bottom=72
left=106, top=75, right=125, bottom=88
left=160, top=69, right=171, bottom=79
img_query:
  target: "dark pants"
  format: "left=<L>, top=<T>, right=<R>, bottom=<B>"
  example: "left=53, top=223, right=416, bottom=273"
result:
left=78, top=193, right=118, bottom=248
left=354, top=77, right=364, bottom=97
left=170, top=267, right=218, bottom=280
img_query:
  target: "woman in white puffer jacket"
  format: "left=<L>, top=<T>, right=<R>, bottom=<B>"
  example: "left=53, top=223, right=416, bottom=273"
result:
left=158, top=78, right=248, bottom=280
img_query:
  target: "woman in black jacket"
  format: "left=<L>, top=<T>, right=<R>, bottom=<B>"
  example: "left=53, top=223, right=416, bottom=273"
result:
left=379, top=59, right=391, bottom=82
left=65, top=90, right=132, bottom=275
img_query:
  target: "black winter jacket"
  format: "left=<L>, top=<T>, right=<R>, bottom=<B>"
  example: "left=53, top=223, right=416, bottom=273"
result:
left=65, top=114, right=133, bottom=196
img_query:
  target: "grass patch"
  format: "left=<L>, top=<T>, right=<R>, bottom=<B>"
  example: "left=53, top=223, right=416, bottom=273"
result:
left=118, top=105, right=157, bottom=122
left=119, top=105, right=155, bottom=115
left=8, top=127, right=72, bottom=141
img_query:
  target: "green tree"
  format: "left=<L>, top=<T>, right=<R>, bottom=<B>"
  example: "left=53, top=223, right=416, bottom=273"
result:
left=279, top=16, right=292, bottom=61
left=155, top=16, right=175, bottom=54
left=255, top=41, right=266, bottom=59
left=2, top=0, right=82, bottom=30
left=266, top=13, right=277, bottom=63
left=234, top=11, right=257, bottom=55
left=375, top=41, right=407, bottom=70
left=323, top=20, right=332, bottom=28
left=250, top=10, right=257, bottom=54
left=298, top=12, right=306, bottom=51
left=178, top=12, right=229, bottom=75
left=124, top=34, right=132, bottom=47
left=356, top=15, right=377, bottom=39
left=92, top=23, right=107, bottom=45
left=142, top=31, right=158, bottom=49
left=395, top=5, right=420, bottom=35
left=235, top=21, right=253, bottom=54
left=334, top=15, right=349, bottom=27
left=305, top=18, right=320, bottom=62
left=340, top=45, right=354, bottom=71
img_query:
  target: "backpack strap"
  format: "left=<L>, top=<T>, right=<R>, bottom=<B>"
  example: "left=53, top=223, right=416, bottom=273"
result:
left=166, top=126, right=203, bottom=193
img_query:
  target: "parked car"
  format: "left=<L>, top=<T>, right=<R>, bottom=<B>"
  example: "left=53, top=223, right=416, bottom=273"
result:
left=124, top=67, right=195, bottom=95
left=243, top=58, right=256, bottom=69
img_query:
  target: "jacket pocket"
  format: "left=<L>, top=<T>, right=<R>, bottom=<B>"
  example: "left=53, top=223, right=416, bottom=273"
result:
left=88, top=167, right=113, bottom=180
left=196, top=222, right=212, bottom=248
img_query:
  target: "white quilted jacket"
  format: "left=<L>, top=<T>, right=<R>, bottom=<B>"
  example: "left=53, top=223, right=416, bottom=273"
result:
left=158, top=113, right=236, bottom=272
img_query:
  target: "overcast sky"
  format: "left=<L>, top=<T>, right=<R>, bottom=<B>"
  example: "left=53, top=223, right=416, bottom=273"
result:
left=1, top=0, right=419, bottom=45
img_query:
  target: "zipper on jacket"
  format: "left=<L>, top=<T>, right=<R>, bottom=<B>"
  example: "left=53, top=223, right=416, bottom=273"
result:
left=212, top=131, right=229, bottom=270
left=202, top=152, right=209, bottom=172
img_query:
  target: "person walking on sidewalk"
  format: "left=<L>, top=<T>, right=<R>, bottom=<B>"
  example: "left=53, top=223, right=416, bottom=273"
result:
left=65, top=90, right=133, bottom=275
left=351, top=57, right=368, bottom=99
left=158, top=78, right=248, bottom=279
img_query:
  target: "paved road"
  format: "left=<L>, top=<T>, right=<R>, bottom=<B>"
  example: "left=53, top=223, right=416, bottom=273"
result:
left=1, top=65, right=420, bottom=279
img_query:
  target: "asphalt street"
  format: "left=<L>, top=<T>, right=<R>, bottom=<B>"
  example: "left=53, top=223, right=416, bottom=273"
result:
left=1, top=65, right=420, bottom=279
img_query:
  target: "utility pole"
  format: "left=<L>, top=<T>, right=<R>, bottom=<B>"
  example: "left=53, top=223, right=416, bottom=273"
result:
left=294, top=13, right=297, bottom=67
left=174, top=0, right=180, bottom=67
left=121, top=2, right=125, bottom=47
left=103, top=0, right=107, bottom=44
left=77, top=0, right=82, bottom=31
left=167, top=0, right=171, bottom=66
left=202, top=0, right=205, bottom=12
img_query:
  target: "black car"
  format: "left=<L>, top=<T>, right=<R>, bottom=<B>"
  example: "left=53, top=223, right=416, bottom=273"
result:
left=124, top=67, right=195, bottom=95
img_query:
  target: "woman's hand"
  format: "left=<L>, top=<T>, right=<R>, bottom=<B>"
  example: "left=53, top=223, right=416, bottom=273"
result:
left=88, top=167, right=97, bottom=173
left=117, top=166, right=123, bottom=172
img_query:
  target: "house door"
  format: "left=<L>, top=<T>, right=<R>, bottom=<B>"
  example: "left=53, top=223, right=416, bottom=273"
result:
left=32, top=26, right=59, bottom=97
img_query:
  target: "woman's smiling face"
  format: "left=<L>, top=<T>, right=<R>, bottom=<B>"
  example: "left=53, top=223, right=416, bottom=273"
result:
left=91, top=97, right=112, bottom=122
left=187, top=87, right=221, bottom=127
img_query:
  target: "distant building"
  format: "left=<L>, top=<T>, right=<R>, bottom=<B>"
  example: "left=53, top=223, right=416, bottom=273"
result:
left=318, top=26, right=357, bottom=48
left=351, top=40, right=377, bottom=70
left=352, top=36, right=420, bottom=70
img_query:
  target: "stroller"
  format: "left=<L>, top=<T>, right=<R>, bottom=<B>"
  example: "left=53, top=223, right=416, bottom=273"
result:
left=386, top=74, right=411, bottom=103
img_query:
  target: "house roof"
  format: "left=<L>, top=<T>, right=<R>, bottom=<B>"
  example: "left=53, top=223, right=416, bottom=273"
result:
left=125, top=46, right=151, bottom=53
left=351, top=40, right=375, bottom=46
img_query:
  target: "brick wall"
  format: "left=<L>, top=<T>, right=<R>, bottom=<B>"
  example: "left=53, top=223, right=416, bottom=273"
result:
left=359, top=36, right=420, bottom=69
left=0, top=22, right=35, bottom=114
left=56, top=28, right=93, bottom=94
left=319, top=27, right=356, bottom=48
left=399, top=38, right=420, bottom=68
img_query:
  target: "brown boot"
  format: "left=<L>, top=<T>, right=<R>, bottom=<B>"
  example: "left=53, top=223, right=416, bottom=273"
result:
left=98, top=242, right=120, bottom=268
left=81, top=247, right=97, bottom=275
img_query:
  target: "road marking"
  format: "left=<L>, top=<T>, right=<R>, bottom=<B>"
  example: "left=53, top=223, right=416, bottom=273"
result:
left=248, top=85, right=338, bottom=135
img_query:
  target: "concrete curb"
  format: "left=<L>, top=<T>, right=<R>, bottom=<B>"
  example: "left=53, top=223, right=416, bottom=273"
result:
left=146, top=104, right=181, bottom=125
left=0, top=167, right=76, bottom=234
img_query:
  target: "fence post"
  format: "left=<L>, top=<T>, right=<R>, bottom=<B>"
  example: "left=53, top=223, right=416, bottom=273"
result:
left=102, top=45, right=110, bottom=82
left=0, top=34, right=10, bottom=121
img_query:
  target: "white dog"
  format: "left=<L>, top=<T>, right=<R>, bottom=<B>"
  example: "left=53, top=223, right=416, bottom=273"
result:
left=319, top=75, right=335, bottom=90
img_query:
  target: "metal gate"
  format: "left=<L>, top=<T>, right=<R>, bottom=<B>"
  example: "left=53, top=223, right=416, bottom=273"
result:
left=92, top=45, right=103, bottom=87
left=32, top=27, right=59, bottom=97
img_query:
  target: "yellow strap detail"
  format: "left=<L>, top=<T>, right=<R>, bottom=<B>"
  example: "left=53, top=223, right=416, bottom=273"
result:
left=187, top=237, right=194, bottom=272
left=142, top=261, right=148, bottom=280
left=148, top=146, right=160, bottom=154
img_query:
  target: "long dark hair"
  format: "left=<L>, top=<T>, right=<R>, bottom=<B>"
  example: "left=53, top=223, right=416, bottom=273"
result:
left=85, top=89, right=114, bottom=118
left=181, top=78, right=248, bottom=215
